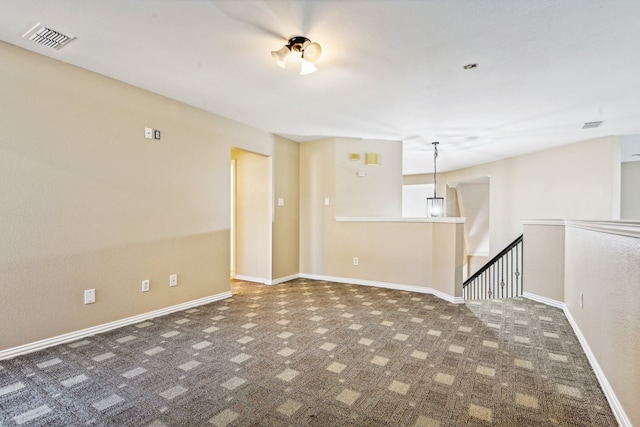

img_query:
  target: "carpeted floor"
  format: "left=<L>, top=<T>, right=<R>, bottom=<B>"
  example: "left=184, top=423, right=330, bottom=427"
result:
left=0, top=279, right=617, bottom=426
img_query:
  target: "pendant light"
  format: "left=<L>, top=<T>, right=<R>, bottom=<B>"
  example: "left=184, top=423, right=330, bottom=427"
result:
left=427, top=142, right=444, bottom=217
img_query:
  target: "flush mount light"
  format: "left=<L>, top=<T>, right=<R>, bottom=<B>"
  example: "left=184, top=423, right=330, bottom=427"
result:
left=271, top=36, right=322, bottom=75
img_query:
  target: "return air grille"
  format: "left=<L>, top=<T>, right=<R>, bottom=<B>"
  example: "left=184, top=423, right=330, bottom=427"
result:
left=582, top=121, right=603, bottom=129
left=22, top=23, right=75, bottom=50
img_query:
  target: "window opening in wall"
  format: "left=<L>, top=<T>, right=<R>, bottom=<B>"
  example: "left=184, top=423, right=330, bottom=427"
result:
left=402, top=184, right=434, bottom=217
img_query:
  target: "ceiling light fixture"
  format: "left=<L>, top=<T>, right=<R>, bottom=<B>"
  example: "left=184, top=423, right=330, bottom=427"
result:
left=271, top=36, right=322, bottom=75
left=427, top=142, right=445, bottom=218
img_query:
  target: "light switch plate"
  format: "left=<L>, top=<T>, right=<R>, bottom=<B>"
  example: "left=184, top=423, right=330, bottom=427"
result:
left=84, top=289, right=95, bottom=304
left=144, top=127, right=153, bottom=139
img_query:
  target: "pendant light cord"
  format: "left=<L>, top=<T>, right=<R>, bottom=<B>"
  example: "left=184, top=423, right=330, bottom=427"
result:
left=433, top=142, right=439, bottom=198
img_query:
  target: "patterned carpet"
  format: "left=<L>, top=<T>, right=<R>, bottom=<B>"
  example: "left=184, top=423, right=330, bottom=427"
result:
left=0, top=279, right=617, bottom=426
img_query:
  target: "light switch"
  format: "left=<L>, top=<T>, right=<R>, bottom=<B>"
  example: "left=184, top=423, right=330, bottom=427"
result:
left=324, top=197, right=330, bottom=206
left=144, top=127, right=153, bottom=139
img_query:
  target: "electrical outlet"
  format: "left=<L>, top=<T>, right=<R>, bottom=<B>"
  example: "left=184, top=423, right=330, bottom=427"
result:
left=169, top=274, right=178, bottom=287
left=142, top=280, right=150, bottom=292
left=84, top=289, right=95, bottom=304
left=353, top=257, right=359, bottom=266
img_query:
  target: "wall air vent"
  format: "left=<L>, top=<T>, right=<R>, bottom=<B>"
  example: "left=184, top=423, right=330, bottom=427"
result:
left=582, top=121, right=603, bottom=129
left=22, top=23, right=75, bottom=50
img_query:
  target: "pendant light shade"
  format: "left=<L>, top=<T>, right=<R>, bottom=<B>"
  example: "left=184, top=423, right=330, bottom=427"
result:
left=302, top=42, right=322, bottom=63
left=427, top=197, right=444, bottom=218
left=300, top=58, right=318, bottom=75
left=271, top=45, right=291, bottom=68
left=427, top=141, right=445, bottom=218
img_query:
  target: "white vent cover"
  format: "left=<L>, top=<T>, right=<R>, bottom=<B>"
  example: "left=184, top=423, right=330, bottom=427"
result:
left=22, top=23, right=75, bottom=50
left=582, top=121, right=604, bottom=129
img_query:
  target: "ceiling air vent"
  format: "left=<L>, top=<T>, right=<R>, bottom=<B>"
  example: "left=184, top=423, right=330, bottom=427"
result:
left=22, top=23, right=75, bottom=50
left=582, top=121, right=603, bottom=129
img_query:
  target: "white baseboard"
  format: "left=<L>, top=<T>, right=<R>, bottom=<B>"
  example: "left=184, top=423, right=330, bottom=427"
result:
left=0, top=291, right=232, bottom=361
left=563, top=307, right=631, bottom=427
left=266, top=274, right=301, bottom=285
left=299, top=274, right=463, bottom=304
left=233, top=275, right=268, bottom=284
left=522, top=292, right=564, bottom=309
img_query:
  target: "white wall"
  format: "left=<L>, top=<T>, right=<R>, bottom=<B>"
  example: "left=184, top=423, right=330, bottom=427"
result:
left=402, top=184, right=434, bottom=217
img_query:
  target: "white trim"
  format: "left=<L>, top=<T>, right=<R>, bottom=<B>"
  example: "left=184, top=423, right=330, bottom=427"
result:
left=522, top=219, right=566, bottom=226
left=299, top=274, right=464, bottom=304
left=265, top=274, right=300, bottom=285
left=468, top=251, right=489, bottom=257
left=563, top=307, right=632, bottom=427
left=522, top=292, right=564, bottom=309
left=233, top=275, right=268, bottom=284
left=0, top=291, right=232, bottom=361
left=565, top=220, right=640, bottom=239
left=336, top=216, right=465, bottom=224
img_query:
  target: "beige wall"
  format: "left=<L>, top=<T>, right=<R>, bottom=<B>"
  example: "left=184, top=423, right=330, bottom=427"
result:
left=300, top=138, right=336, bottom=274
left=231, top=149, right=272, bottom=282
left=522, top=222, right=565, bottom=303
left=335, top=138, right=403, bottom=217
left=272, top=136, right=300, bottom=280
left=300, top=138, right=463, bottom=298
left=621, top=161, right=640, bottom=219
left=440, top=137, right=621, bottom=254
left=455, top=182, right=490, bottom=257
left=0, top=42, right=274, bottom=351
left=563, top=223, right=640, bottom=426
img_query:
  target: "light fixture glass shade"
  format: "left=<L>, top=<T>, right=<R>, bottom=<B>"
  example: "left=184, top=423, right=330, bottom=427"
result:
left=271, top=45, right=291, bottom=68
left=303, top=42, right=322, bottom=63
left=300, top=58, right=318, bottom=75
left=427, top=197, right=445, bottom=218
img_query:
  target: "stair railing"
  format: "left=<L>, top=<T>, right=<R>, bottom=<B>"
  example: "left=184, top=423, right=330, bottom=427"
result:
left=463, top=235, right=523, bottom=300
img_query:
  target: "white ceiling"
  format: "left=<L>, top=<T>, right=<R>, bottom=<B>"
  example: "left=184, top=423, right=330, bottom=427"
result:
left=2, top=0, right=640, bottom=173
